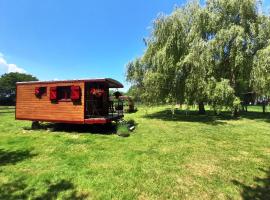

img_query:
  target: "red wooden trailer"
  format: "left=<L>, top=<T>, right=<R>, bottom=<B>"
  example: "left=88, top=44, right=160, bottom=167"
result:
left=16, top=78, right=124, bottom=124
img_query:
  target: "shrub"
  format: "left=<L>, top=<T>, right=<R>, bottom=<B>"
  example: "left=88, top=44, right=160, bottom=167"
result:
left=116, top=119, right=136, bottom=137
left=117, top=123, right=130, bottom=137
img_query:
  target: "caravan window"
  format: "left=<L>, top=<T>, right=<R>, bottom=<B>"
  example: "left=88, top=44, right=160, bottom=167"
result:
left=57, top=86, right=71, bottom=100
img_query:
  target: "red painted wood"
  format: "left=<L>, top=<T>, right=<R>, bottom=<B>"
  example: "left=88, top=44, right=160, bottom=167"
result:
left=71, top=85, right=81, bottom=100
left=35, top=87, right=40, bottom=96
left=50, top=87, right=57, bottom=100
left=84, top=118, right=109, bottom=124
left=84, top=115, right=122, bottom=124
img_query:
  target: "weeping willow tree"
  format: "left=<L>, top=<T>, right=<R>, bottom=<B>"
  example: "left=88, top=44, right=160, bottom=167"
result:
left=251, top=45, right=270, bottom=113
left=126, top=0, right=270, bottom=115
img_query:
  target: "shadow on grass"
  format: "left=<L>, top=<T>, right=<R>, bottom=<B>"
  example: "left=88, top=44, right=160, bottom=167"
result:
left=0, top=107, right=15, bottom=110
left=232, top=168, right=270, bottom=200
left=144, top=109, right=230, bottom=125
left=0, top=111, right=15, bottom=114
left=0, top=107, right=15, bottom=114
left=0, top=178, right=88, bottom=200
left=241, top=112, right=270, bottom=122
left=0, top=149, right=36, bottom=166
left=24, top=123, right=117, bottom=135
left=143, top=109, right=270, bottom=124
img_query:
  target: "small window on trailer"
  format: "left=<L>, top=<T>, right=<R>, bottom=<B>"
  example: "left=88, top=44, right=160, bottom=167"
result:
left=57, top=86, right=71, bottom=100
left=35, top=87, right=47, bottom=98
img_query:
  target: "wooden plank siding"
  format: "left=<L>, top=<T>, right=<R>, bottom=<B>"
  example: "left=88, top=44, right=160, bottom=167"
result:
left=16, top=81, right=85, bottom=123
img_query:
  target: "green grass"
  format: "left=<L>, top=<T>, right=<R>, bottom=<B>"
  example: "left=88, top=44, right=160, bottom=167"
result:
left=0, top=105, right=270, bottom=199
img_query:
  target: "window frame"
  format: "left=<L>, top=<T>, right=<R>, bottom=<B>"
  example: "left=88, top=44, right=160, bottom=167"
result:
left=35, top=86, right=47, bottom=98
left=57, top=86, right=72, bottom=102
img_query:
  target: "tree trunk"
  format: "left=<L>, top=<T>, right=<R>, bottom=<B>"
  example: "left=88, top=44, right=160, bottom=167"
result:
left=242, top=104, right=248, bottom=112
left=233, top=108, right=239, bottom=118
left=198, top=102, right=206, bottom=115
left=262, top=101, right=266, bottom=114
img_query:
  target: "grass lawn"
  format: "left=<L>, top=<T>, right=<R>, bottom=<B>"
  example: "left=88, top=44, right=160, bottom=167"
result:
left=0, top=105, right=270, bottom=199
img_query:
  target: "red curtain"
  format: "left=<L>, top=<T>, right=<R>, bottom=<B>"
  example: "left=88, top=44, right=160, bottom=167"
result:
left=35, top=87, right=40, bottom=96
left=50, top=87, right=57, bottom=100
left=71, top=86, right=80, bottom=100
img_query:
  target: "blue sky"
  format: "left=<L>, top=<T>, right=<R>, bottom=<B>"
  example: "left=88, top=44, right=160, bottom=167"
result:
left=0, top=0, right=270, bottom=91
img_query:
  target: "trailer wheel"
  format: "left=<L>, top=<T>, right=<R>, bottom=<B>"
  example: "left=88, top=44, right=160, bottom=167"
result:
left=32, top=121, right=40, bottom=129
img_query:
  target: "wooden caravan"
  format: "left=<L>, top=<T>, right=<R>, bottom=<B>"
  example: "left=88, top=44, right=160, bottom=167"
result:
left=16, top=78, right=124, bottom=124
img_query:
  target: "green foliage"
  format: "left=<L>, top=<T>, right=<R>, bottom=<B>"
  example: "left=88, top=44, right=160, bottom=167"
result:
left=126, top=0, right=270, bottom=114
left=208, top=79, right=236, bottom=113
left=126, top=58, right=146, bottom=87
left=116, top=119, right=136, bottom=137
left=251, top=45, right=270, bottom=96
left=116, top=123, right=130, bottom=137
left=233, top=96, right=241, bottom=114
left=116, top=121, right=130, bottom=137
left=0, top=72, right=38, bottom=105
left=126, top=85, right=141, bottom=102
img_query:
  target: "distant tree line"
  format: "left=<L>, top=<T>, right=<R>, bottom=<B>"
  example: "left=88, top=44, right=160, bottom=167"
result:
left=126, top=0, right=270, bottom=115
left=0, top=72, right=38, bottom=105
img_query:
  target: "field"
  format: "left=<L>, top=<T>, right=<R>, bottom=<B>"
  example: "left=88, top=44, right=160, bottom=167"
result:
left=0, top=105, right=270, bottom=200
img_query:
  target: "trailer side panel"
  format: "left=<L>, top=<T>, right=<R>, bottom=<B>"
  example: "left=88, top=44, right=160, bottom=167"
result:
left=16, top=81, right=85, bottom=123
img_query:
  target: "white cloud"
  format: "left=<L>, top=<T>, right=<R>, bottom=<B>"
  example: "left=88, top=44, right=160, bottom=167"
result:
left=0, top=53, right=26, bottom=74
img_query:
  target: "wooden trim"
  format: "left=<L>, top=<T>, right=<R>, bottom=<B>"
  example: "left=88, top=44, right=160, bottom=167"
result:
left=16, top=117, right=121, bottom=125
left=84, top=79, right=107, bottom=83
left=17, top=79, right=88, bottom=85
left=15, top=84, right=18, bottom=120
left=83, top=81, right=86, bottom=119
left=16, top=117, right=84, bottom=124
left=84, top=115, right=122, bottom=124
left=16, top=78, right=123, bottom=88
left=84, top=118, right=110, bottom=124
left=17, top=79, right=105, bottom=85
left=58, top=99, right=72, bottom=102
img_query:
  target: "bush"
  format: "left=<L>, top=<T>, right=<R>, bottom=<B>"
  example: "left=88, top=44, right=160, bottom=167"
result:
left=117, top=123, right=130, bottom=137
left=116, top=119, right=136, bottom=137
